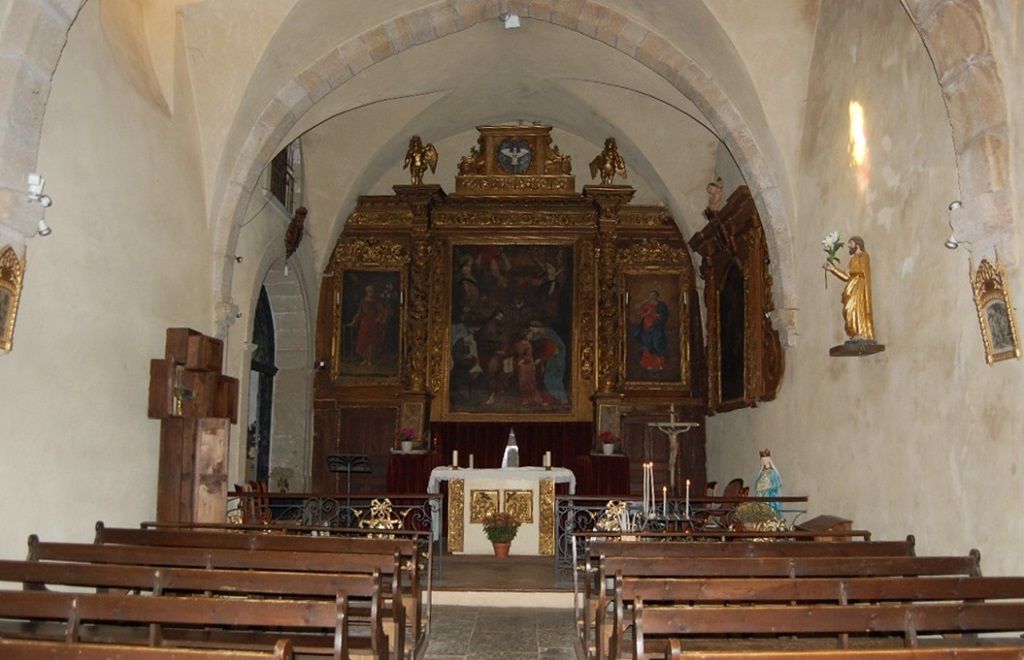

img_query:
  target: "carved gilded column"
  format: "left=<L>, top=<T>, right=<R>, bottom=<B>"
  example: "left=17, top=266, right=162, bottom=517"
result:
left=584, top=185, right=635, bottom=394
left=393, top=185, right=445, bottom=435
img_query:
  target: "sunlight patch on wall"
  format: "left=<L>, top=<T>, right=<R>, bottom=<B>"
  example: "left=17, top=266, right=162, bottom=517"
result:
left=848, top=101, right=869, bottom=192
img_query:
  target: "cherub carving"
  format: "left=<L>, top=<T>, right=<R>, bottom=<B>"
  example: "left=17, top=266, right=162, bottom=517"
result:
left=588, top=137, right=627, bottom=184
left=458, top=144, right=485, bottom=175
left=403, top=135, right=438, bottom=185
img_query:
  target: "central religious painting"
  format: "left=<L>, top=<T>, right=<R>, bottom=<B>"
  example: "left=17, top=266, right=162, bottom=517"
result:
left=447, top=243, right=574, bottom=415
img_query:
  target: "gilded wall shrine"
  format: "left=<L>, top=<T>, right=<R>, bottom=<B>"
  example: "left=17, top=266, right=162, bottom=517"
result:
left=312, top=125, right=782, bottom=494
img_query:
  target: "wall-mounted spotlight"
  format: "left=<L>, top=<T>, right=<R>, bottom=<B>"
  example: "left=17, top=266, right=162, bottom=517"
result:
left=945, top=200, right=963, bottom=250
left=500, top=11, right=520, bottom=28
left=36, top=219, right=52, bottom=237
left=235, top=255, right=243, bottom=263
left=26, top=173, right=52, bottom=208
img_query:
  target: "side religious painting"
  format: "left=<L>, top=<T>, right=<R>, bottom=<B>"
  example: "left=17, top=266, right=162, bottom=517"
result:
left=336, top=269, right=403, bottom=379
left=622, top=272, right=686, bottom=385
left=447, top=243, right=574, bottom=416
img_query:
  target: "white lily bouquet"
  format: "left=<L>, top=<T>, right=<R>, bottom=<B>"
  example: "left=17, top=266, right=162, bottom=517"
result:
left=821, top=231, right=843, bottom=288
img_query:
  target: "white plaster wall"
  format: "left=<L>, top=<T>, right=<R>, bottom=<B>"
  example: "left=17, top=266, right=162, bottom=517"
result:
left=0, top=1, right=211, bottom=558
left=706, top=0, right=1024, bottom=575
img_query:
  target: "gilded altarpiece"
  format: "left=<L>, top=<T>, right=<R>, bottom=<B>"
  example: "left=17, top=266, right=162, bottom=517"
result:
left=314, top=125, right=708, bottom=494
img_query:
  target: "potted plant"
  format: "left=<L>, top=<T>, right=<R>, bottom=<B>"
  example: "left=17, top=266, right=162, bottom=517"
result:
left=598, top=430, right=620, bottom=456
left=396, top=426, right=417, bottom=453
left=481, top=511, right=520, bottom=557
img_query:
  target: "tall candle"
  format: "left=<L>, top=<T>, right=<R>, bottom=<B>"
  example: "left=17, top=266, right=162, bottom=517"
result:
left=452, top=450, right=458, bottom=467
left=685, top=478, right=691, bottom=519
left=642, top=463, right=648, bottom=516
left=469, top=453, right=474, bottom=469
left=663, top=486, right=667, bottom=517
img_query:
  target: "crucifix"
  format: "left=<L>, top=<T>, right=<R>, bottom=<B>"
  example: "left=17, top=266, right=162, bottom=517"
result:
left=647, top=404, right=699, bottom=494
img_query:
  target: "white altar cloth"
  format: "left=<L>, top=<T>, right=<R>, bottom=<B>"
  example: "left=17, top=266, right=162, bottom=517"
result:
left=427, top=466, right=575, bottom=555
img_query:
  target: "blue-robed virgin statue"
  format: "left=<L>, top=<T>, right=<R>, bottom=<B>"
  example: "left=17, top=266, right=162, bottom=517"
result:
left=755, top=449, right=783, bottom=516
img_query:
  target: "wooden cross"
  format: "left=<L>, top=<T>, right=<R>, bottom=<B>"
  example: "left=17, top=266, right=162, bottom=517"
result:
left=148, top=328, right=238, bottom=523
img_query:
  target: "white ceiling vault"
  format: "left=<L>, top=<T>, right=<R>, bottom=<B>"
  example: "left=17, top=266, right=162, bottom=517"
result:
left=182, top=0, right=813, bottom=329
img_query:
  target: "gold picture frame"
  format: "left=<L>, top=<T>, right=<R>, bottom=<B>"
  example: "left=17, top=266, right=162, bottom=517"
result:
left=0, top=245, right=25, bottom=353
left=971, top=255, right=1021, bottom=364
left=618, top=240, right=692, bottom=389
left=328, top=238, right=408, bottom=385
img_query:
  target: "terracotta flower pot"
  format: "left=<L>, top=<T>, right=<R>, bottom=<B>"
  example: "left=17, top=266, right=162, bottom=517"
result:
left=492, top=542, right=510, bottom=558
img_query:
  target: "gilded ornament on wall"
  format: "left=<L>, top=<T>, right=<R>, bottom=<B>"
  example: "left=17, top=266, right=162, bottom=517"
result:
left=971, top=255, right=1021, bottom=364
left=0, top=245, right=25, bottom=353
left=588, top=138, right=627, bottom=185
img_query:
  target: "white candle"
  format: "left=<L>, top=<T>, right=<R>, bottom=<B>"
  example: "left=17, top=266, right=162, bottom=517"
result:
left=469, top=453, right=474, bottom=469
left=642, top=463, right=648, bottom=516
left=685, top=478, right=691, bottom=519
left=663, top=486, right=667, bottom=517
left=543, top=451, right=551, bottom=467
left=452, top=450, right=458, bottom=467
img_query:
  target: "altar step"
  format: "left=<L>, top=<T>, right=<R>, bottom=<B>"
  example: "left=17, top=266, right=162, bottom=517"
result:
left=432, top=588, right=574, bottom=608
left=431, top=554, right=572, bottom=607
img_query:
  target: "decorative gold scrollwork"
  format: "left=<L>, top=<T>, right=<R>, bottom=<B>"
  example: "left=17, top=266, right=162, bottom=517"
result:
left=359, top=498, right=402, bottom=538
left=332, top=237, right=408, bottom=268
left=595, top=500, right=628, bottom=532
left=448, top=479, right=464, bottom=553
left=538, top=479, right=555, bottom=556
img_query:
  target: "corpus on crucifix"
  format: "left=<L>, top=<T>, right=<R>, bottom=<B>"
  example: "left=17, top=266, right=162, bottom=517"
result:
left=648, top=404, right=699, bottom=494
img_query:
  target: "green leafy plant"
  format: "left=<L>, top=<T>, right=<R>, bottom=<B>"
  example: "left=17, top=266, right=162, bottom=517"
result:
left=481, top=511, right=520, bottom=544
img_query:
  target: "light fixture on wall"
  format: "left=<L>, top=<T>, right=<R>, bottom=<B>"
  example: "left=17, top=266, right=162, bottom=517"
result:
left=26, top=173, right=52, bottom=208
left=36, top=219, right=52, bottom=237
left=945, top=200, right=963, bottom=250
left=500, top=11, right=520, bottom=28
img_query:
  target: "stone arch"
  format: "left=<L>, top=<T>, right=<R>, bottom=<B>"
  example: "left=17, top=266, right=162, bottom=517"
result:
left=208, top=0, right=799, bottom=337
left=246, top=254, right=314, bottom=491
left=902, top=0, right=1013, bottom=249
left=0, top=0, right=85, bottom=243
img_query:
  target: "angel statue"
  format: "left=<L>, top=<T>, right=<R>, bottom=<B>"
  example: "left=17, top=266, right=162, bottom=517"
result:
left=403, top=135, right=438, bottom=185
left=589, top=137, right=627, bottom=185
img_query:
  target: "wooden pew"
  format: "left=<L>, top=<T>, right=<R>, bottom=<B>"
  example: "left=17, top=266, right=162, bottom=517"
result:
left=25, top=538, right=401, bottom=658
left=635, top=599, right=1024, bottom=659
left=591, top=551, right=981, bottom=660
left=662, top=648, right=1024, bottom=659
left=0, top=559, right=386, bottom=658
left=0, top=590, right=366, bottom=658
left=580, top=538, right=915, bottom=659
left=94, top=522, right=426, bottom=650
left=0, top=638, right=294, bottom=659
left=615, top=574, right=1024, bottom=659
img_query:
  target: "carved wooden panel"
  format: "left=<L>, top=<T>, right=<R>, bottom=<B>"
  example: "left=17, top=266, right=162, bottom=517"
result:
left=689, top=186, right=784, bottom=413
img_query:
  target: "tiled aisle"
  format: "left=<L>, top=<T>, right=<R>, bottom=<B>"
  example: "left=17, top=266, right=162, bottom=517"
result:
left=424, top=605, right=577, bottom=660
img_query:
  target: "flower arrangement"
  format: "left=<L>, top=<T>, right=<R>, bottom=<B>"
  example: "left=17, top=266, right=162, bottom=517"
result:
left=395, top=427, right=417, bottom=449
left=481, top=511, right=520, bottom=544
left=598, top=430, right=620, bottom=446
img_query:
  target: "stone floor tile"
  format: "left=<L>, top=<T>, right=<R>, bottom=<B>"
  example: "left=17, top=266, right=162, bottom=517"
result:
left=468, top=628, right=540, bottom=654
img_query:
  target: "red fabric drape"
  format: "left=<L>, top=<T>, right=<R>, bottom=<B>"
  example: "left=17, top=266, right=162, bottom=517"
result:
left=385, top=422, right=632, bottom=496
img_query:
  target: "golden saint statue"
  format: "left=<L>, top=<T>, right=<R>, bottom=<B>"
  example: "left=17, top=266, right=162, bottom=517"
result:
left=823, top=235, right=874, bottom=341
left=588, top=137, right=627, bottom=185
left=403, top=135, right=438, bottom=185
